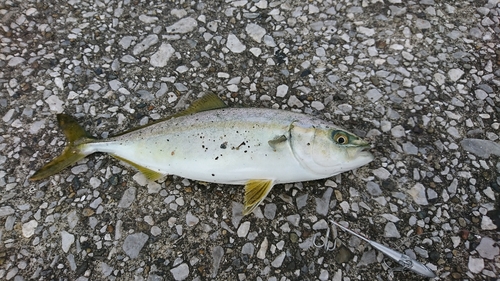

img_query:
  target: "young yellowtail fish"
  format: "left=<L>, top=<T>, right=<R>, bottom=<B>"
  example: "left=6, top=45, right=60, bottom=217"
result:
left=30, top=93, right=374, bottom=215
left=330, top=220, right=437, bottom=278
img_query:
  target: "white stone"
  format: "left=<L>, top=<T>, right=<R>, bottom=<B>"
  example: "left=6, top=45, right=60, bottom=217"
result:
left=408, top=183, right=428, bottom=205
left=226, top=34, right=246, bottom=53
left=249, top=47, right=262, bottom=57
left=54, top=77, right=64, bottom=90
left=186, top=211, right=199, bottom=227
left=2, top=109, right=15, bottom=123
left=448, top=68, right=464, bottom=81
left=45, top=95, right=64, bottom=113
left=22, top=220, right=38, bottom=238
left=311, top=101, right=325, bottom=110
left=257, top=237, right=268, bottom=259
left=357, top=26, right=375, bottom=36
left=373, top=167, right=391, bottom=180
left=287, top=95, right=304, bottom=108
left=8, top=57, right=25, bottom=66
left=271, top=251, right=286, bottom=267
left=481, top=215, right=497, bottom=230
left=366, top=88, right=382, bottom=102
left=246, top=23, right=266, bottom=43
left=139, top=14, right=158, bottom=23
left=61, top=231, right=75, bottom=253
left=151, top=43, right=175, bottom=67
left=237, top=221, right=251, bottom=237
left=276, top=84, right=288, bottom=97
left=468, top=257, right=484, bottom=273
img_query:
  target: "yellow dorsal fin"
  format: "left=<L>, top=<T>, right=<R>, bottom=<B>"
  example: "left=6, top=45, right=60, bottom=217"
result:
left=243, top=179, right=275, bottom=215
left=111, top=155, right=164, bottom=181
left=173, top=93, right=227, bottom=118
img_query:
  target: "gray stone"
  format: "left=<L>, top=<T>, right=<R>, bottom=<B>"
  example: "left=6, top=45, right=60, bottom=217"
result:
left=170, top=263, right=189, bottom=280
left=366, top=182, right=382, bottom=196
left=123, top=232, right=149, bottom=259
left=357, top=249, right=376, bottom=266
left=384, top=222, right=401, bottom=238
left=461, top=139, right=500, bottom=159
left=8, top=57, right=25, bottom=66
left=166, top=17, right=197, bottom=33
left=211, top=246, right=224, bottom=278
left=413, top=85, right=426, bottom=95
left=186, top=211, right=199, bottom=227
left=402, top=142, right=419, bottom=155
left=366, top=89, right=382, bottom=102
left=264, top=203, right=277, bottom=220
left=0, top=206, right=15, bottom=217
left=415, top=19, right=431, bottom=29
left=448, top=68, right=464, bottom=81
left=475, top=237, right=499, bottom=259
left=372, top=167, right=390, bottom=180
left=316, top=188, right=333, bottom=216
left=391, top=125, right=406, bottom=138
left=133, top=34, right=159, bottom=55
left=296, top=194, right=308, bottom=210
left=271, top=251, right=286, bottom=267
left=241, top=242, right=255, bottom=256
left=118, top=187, right=136, bottom=208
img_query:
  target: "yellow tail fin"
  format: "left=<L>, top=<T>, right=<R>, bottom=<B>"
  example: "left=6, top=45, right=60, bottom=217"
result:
left=30, top=114, right=95, bottom=181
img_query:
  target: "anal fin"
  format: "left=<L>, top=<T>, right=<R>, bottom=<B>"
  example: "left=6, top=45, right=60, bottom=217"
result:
left=111, top=155, right=164, bottom=181
left=243, top=179, right=275, bottom=215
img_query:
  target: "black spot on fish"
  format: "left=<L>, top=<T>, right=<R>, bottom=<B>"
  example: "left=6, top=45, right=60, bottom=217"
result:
left=232, top=141, right=246, bottom=150
left=211, top=174, right=215, bottom=177
left=215, top=156, right=219, bottom=160
left=220, top=142, right=227, bottom=149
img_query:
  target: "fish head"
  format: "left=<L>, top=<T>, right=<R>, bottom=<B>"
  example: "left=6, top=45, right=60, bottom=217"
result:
left=289, top=122, right=374, bottom=177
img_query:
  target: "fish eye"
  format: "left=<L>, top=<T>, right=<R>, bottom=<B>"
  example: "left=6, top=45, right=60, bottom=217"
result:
left=332, top=131, right=349, bottom=145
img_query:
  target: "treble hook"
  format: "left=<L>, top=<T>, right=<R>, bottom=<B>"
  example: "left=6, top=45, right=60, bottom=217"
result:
left=312, top=223, right=337, bottom=251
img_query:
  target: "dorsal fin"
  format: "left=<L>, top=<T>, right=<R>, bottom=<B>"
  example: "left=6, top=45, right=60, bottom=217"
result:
left=173, top=93, right=227, bottom=118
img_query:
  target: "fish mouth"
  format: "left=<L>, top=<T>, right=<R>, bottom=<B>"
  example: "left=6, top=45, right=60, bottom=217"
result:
left=356, top=146, right=374, bottom=162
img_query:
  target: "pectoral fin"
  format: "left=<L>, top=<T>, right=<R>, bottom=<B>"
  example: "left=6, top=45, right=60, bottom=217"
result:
left=268, top=135, right=287, bottom=150
left=111, top=155, right=164, bottom=181
left=243, top=179, right=275, bottom=215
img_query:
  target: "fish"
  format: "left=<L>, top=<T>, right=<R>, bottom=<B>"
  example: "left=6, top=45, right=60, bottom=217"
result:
left=30, top=93, right=374, bottom=215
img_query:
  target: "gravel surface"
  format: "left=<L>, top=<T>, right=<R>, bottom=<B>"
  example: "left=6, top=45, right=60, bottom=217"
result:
left=1, top=0, right=500, bottom=280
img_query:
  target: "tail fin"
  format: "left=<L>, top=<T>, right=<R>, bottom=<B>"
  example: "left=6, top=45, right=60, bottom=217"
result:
left=30, top=114, right=95, bottom=181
